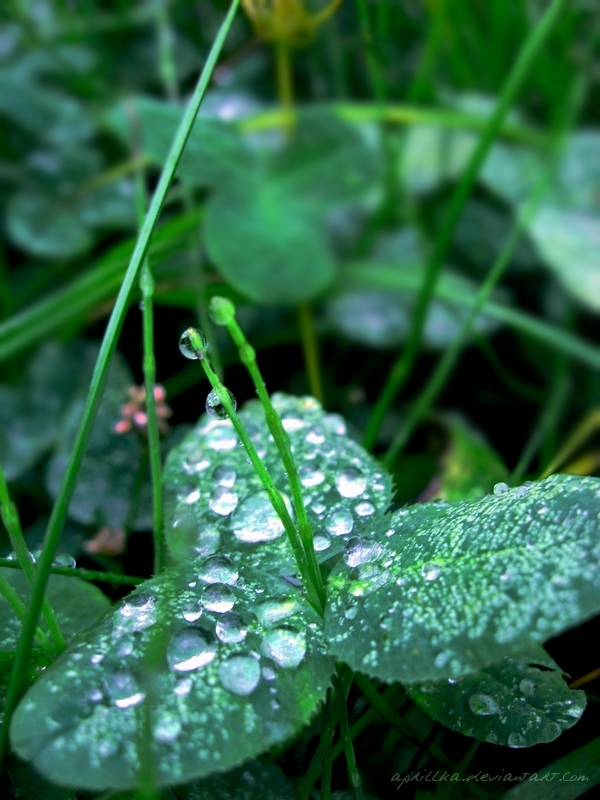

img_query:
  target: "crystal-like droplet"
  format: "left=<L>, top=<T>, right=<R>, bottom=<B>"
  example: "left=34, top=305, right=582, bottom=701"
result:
left=215, top=612, right=247, bottom=644
left=219, top=655, right=260, bottom=696
left=53, top=553, right=76, bottom=568
left=260, top=626, right=306, bottom=669
left=179, top=328, right=208, bottom=360
left=205, top=388, right=237, bottom=420
left=335, top=466, right=367, bottom=498
left=167, top=628, right=216, bottom=672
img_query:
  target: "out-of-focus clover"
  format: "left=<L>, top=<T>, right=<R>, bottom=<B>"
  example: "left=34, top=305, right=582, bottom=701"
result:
left=242, top=0, right=343, bottom=46
left=113, top=384, right=172, bottom=436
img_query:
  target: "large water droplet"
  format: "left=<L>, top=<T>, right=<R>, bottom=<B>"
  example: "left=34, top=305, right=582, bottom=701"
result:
left=519, top=678, right=537, bottom=696
left=52, top=553, right=76, bottom=568
left=215, top=612, right=247, bottom=644
left=219, top=655, right=260, bottom=696
left=167, top=628, right=216, bottom=672
left=421, top=562, right=442, bottom=582
left=198, top=555, right=239, bottom=585
left=256, top=598, right=299, bottom=627
left=230, top=491, right=289, bottom=543
left=344, top=538, right=384, bottom=568
left=326, top=508, right=354, bottom=536
left=181, top=597, right=203, bottom=622
left=508, top=732, right=527, bottom=748
left=154, top=711, right=182, bottom=743
left=313, top=534, right=331, bottom=552
left=201, top=583, right=235, bottom=613
left=355, top=501, right=375, bottom=517
left=299, top=464, right=325, bottom=487
left=335, top=466, right=367, bottom=498
left=179, top=328, right=208, bottom=360
left=205, top=422, right=237, bottom=451
left=209, top=485, right=238, bottom=516
left=205, top=388, right=237, bottom=420
left=306, top=427, right=325, bottom=445
left=213, top=465, right=236, bottom=487
left=260, top=626, right=306, bottom=669
left=104, top=669, right=145, bottom=709
left=118, top=592, right=156, bottom=632
left=493, top=482, right=510, bottom=496
left=469, top=692, right=500, bottom=716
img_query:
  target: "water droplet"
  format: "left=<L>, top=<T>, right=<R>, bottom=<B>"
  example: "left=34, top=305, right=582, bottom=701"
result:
left=355, top=501, right=375, bottom=517
left=104, top=669, right=145, bottom=709
left=167, top=628, right=217, bottom=672
left=513, top=485, right=530, bottom=499
left=205, top=388, right=237, bottom=420
left=52, top=553, right=76, bottom=568
left=312, top=501, right=326, bottom=515
left=469, top=692, right=500, bottom=716
left=344, top=538, right=384, bottom=568
left=260, top=626, right=306, bottom=669
left=262, top=666, right=276, bottom=681
left=219, top=655, right=260, bottom=696
left=344, top=606, right=359, bottom=620
left=198, top=555, right=239, bottom=585
left=335, top=466, right=367, bottom=498
left=493, top=482, right=510, bottom=496
left=231, top=491, right=289, bottom=543
left=213, top=465, right=236, bottom=487
left=205, top=422, right=238, bottom=451
left=299, top=464, right=325, bottom=487
left=215, top=612, right=247, bottom=644
left=182, top=488, right=200, bottom=505
left=322, top=413, right=346, bottom=436
left=179, top=328, right=208, bottom=360
left=326, top=508, right=354, bottom=536
left=306, top=427, right=325, bottom=445
left=118, top=592, right=156, bottom=631
left=202, top=583, right=235, bottom=613
left=209, top=485, right=238, bottom=516
left=508, top=732, right=527, bottom=748
left=181, top=598, right=203, bottom=622
left=154, top=711, right=182, bottom=743
left=256, top=598, right=299, bottom=627
left=174, top=677, right=193, bottom=697
left=281, top=416, right=304, bottom=432
left=519, top=678, right=537, bottom=696
left=313, top=534, right=331, bottom=552
left=421, top=562, right=442, bottom=582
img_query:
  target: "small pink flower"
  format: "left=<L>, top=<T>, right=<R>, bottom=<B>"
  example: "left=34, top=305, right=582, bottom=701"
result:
left=114, top=384, right=172, bottom=436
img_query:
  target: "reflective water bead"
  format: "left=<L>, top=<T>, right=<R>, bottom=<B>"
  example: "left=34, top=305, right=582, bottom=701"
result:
left=493, top=482, right=510, bottom=496
left=313, top=535, right=331, bottom=552
left=205, top=388, right=237, bottom=420
left=322, top=413, right=346, bottom=436
left=52, top=553, right=76, bottom=568
left=219, top=655, right=260, bottom=696
left=305, top=427, right=325, bottom=445
left=262, top=666, right=276, bottom=681
left=201, top=583, right=235, bottom=613
left=260, top=626, right=306, bottom=668
left=174, top=677, right=193, bottom=697
left=335, top=466, right=367, bottom=498
left=519, top=678, right=537, bottom=696
left=256, top=598, right=299, bottom=627
left=104, top=669, right=145, bottom=709
left=299, top=464, right=325, bottom=487
left=154, top=711, right=182, bottom=744
left=325, top=507, right=354, bottom=536
left=118, top=592, right=156, bottom=631
left=344, top=538, right=384, bottom=568
left=209, top=485, right=238, bottom=516
left=198, top=555, right=239, bottom=585
left=355, top=501, right=375, bottom=517
left=508, top=732, right=527, bottom=748
left=469, top=692, right=500, bottom=716
left=215, top=612, right=247, bottom=644
left=230, top=491, right=288, bottom=543
left=167, top=628, right=216, bottom=672
left=181, top=598, right=203, bottom=623
left=179, top=328, right=208, bottom=360
left=311, top=501, right=326, bottom=516
left=213, top=465, right=236, bottom=487
left=281, top=415, right=304, bottom=432
left=421, top=562, right=442, bottom=582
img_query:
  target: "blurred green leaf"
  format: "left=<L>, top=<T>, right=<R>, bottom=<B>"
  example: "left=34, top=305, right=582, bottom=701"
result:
left=407, top=645, right=586, bottom=747
left=178, top=759, right=295, bottom=800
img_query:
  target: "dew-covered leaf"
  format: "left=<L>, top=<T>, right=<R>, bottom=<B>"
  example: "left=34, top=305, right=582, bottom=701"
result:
left=325, top=474, right=600, bottom=683
left=203, top=181, right=336, bottom=305
left=103, top=96, right=256, bottom=189
left=425, top=415, right=509, bottom=502
left=0, top=569, right=111, bottom=651
left=10, top=557, right=333, bottom=790
left=407, top=645, right=586, bottom=748
left=163, top=393, right=392, bottom=570
left=178, top=759, right=295, bottom=800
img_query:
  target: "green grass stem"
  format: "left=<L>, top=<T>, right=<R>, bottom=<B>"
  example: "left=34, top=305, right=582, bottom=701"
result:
left=0, top=0, right=241, bottom=767
left=362, top=0, right=567, bottom=453
left=0, top=558, right=145, bottom=585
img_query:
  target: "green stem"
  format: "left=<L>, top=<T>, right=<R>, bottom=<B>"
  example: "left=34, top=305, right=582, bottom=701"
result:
left=0, top=572, right=52, bottom=653
left=185, top=328, right=324, bottom=615
left=0, top=0, right=241, bottom=768
left=0, top=464, right=65, bottom=653
left=362, top=0, right=567, bottom=452
left=0, top=558, right=145, bottom=585
left=334, top=668, right=362, bottom=799
left=208, top=303, right=326, bottom=610
left=298, top=302, right=324, bottom=404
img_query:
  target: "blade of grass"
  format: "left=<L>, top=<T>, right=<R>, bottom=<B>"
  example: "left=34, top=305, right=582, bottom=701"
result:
left=333, top=668, right=362, bottom=799
left=0, top=558, right=145, bottom=585
left=362, top=0, right=567, bottom=452
left=0, top=0, right=241, bottom=768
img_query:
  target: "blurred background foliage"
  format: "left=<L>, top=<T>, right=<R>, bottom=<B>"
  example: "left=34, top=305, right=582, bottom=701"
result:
left=1, top=0, right=600, bottom=794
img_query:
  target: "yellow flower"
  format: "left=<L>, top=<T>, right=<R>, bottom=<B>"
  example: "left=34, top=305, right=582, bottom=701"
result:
left=242, top=0, right=343, bottom=46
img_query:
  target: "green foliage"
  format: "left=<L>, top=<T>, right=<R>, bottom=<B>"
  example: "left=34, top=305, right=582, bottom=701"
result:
left=326, top=474, right=600, bottom=682
left=178, top=759, right=295, bottom=800
left=407, top=645, right=586, bottom=747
